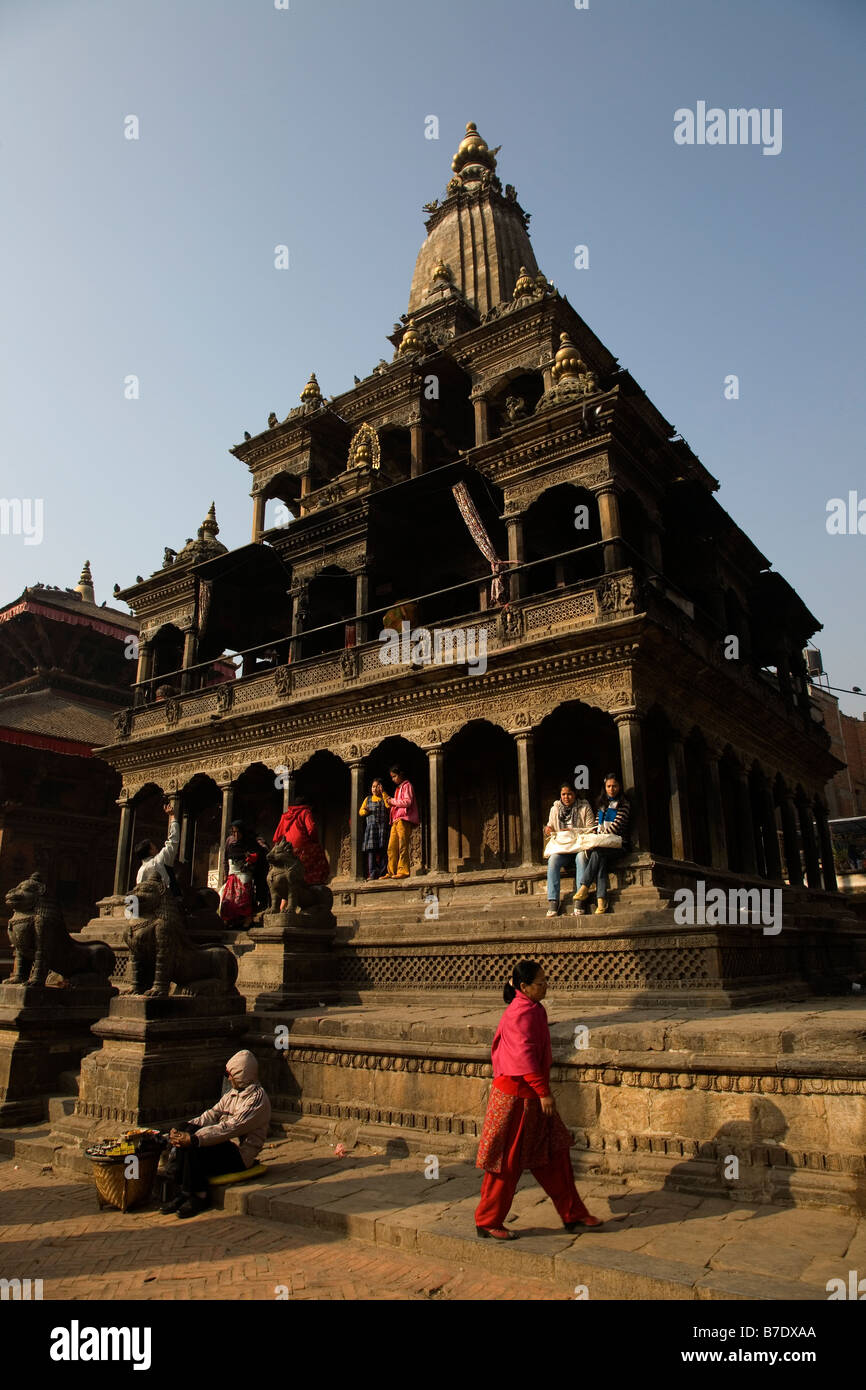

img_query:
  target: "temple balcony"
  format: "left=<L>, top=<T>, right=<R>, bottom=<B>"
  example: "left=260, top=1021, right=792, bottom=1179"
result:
left=112, top=567, right=644, bottom=745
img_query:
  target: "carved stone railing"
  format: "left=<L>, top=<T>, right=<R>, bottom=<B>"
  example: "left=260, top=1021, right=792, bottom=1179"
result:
left=115, top=569, right=640, bottom=742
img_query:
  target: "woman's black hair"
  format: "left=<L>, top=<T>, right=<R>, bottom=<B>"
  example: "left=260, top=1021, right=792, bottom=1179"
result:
left=389, top=764, right=404, bottom=779
left=503, top=959, right=543, bottom=1004
left=559, top=779, right=574, bottom=794
left=596, top=771, right=623, bottom=812
left=133, top=838, right=152, bottom=863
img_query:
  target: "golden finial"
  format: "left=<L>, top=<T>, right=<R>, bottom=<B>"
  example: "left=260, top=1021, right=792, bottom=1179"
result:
left=431, top=259, right=451, bottom=283
left=552, top=332, right=583, bottom=383
left=300, top=371, right=322, bottom=406
left=451, top=121, right=498, bottom=176
left=75, top=560, right=95, bottom=605
left=201, top=502, right=219, bottom=538
left=398, top=318, right=424, bottom=355
left=513, top=266, right=535, bottom=299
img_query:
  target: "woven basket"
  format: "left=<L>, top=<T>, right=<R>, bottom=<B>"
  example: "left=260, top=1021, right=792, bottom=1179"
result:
left=88, top=1152, right=158, bottom=1212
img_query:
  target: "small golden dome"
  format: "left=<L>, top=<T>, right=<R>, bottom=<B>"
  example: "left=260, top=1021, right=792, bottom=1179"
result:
left=300, top=372, right=322, bottom=406
left=451, top=121, right=497, bottom=176
left=513, top=266, right=535, bottom=299
left=431, top=259, right=451, bottom=283
left=398, top=318, right=424, bottom=355
left=552, top=332, right=582, bottom=382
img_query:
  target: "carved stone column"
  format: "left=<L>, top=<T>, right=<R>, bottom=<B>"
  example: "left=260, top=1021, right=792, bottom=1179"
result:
left=355, top=572, right=368, bottom=645
left=180, top=628, right=198, bottom=694
left=505, top=513, right=525, bottom=601
left=409, top=410, right=424, bottom=478
left=815, top=800, right=838, bottom=892
left=348, top=759, right=365, bottom=881
left=280, top=762, right=296, bottom=813
left=667, top=735, right=693, bottom=862
left=134, top=639, right=153, bottom=706
left=705, top=750, right=729, bottom=870
left=514, top=729, right=538, bottom=868
left=612, top=711, right=648, bottom=851
left=734, top=765, right=758, bottom=875
left=217, top=779, right=235, bottom=885
left=595, top=485, right=624, bottom=574
left=471, top=387, right=489, bottom=447
left=776, top=784, right=803, bottom=886
left=113, top=798, right=134, bottom=895
left=426, top=745, right=447, bottom=875
left=796, top=794, right=822, bottom=889
left=179, top=798, right=194, bottom=865
left=251, top=489, right=266, bottom=543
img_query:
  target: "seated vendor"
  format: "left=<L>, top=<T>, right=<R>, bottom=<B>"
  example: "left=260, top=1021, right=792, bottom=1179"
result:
left=161, top=1049, right=271, bottom=1219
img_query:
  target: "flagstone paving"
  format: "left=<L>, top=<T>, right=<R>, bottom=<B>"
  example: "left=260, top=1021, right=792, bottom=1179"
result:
left=2, top=1135, right=863, bottom=1300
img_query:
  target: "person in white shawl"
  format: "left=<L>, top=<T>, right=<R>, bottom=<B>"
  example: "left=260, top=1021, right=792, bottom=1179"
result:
left=543, top=782, right=595, bottom=917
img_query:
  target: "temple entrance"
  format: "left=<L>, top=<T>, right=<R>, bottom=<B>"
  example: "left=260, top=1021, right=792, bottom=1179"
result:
left=295, top=750, right=350, bottom=880
left=233, top=762, right=282, bottom=847
left=364, top=736, right=429, bottom=874
left=533, top=701, right=620, bottom=835
left=180, top=773, right=221, bottom=890
left=127, top=782, right=168, bottom=892
left=444, top=721, right=520, bottom=870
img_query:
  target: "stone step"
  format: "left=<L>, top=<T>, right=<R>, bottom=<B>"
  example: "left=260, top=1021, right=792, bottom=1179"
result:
left=47, top=1096, right=76, bottom=1123
left=214, top=1145, right=829, bottom=1301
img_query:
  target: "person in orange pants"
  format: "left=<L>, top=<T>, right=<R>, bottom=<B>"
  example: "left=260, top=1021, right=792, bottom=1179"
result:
left=475, top=960, right=602, bottom=1239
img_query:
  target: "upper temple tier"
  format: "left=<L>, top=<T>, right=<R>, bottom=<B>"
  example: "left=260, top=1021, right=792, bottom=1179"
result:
left=408, top=122, right=539, bottom=318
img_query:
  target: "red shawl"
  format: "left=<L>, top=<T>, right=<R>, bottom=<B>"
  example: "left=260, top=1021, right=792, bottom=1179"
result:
left=491, top=993, right=552, bottom=1080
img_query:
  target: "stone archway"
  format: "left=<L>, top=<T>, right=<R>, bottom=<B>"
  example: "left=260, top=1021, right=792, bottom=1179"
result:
left=533, top=700, right=620, bottom=837
left=365, top=736, right=429, bottom=875
left=179, top=773, right=222, bottom=890
left=444, top=720, right=520, bottom=871
left=295, top=750, right=351, bottom=880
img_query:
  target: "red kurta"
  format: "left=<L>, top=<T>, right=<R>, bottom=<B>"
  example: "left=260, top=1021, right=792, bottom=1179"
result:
left=474, top=993, right=591, bottom=1231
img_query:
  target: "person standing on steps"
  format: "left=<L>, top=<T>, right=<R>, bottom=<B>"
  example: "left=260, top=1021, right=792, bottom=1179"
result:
left=382, top=764, right=419, bottom=878
left=474, top=960, right=602, bottom=1240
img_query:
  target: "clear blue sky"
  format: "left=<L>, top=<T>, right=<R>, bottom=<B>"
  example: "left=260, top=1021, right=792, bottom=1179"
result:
left=1, top=0, right=863, bottom=713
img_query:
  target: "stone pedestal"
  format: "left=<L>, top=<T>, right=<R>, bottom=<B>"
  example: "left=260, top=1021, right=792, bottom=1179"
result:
left=236, top=912, right=339, bottom=1011
left=0, top=982, right=116, bottom=1126
left=67, top=993, right=248, bottom=1134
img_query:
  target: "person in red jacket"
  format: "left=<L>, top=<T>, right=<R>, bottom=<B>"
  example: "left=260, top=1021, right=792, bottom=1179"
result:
left=474, top=959, right=602, bottom=1240
left=271, top=799, right=329, bottom=885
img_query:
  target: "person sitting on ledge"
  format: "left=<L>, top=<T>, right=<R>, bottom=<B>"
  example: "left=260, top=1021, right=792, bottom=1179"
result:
left=543, top=781, right=595, bottom=918
left=474, top=960, right=601, bottom=1240
left=574, top=773, right=631, bottom=915
left=161, top=1049, right=271, bottom=1220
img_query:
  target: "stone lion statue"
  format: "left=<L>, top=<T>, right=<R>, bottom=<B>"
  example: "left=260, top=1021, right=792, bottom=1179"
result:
left=5, top=872, right=115, bottom=987
left=125, top=869, right=238, bottom=997
left=266, top=839, right=334, bottom=921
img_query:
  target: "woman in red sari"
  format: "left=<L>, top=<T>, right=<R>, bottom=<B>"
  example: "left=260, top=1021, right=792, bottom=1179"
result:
left=475, top=959, right=602, bottom=1240
left=271, top=800, right=330, bottom=886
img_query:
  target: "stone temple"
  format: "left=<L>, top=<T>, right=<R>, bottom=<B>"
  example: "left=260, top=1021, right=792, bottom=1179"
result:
left=5, top=124, right=865, bottom=1213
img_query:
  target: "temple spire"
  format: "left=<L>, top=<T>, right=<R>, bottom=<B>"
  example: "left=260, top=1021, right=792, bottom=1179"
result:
left=408, top=120, right=538, bottom=318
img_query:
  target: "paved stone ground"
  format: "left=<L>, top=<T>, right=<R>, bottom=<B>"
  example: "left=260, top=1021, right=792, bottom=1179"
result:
left=0, top=1156, right=557, bottom=1301
left=3, top=1136, right=864, bottom=1301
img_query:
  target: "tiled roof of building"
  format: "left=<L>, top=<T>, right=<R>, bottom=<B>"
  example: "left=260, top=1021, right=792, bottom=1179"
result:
left=0, top=688, right=117, bottom=746
left=1, top=586, right=137, bottom=630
